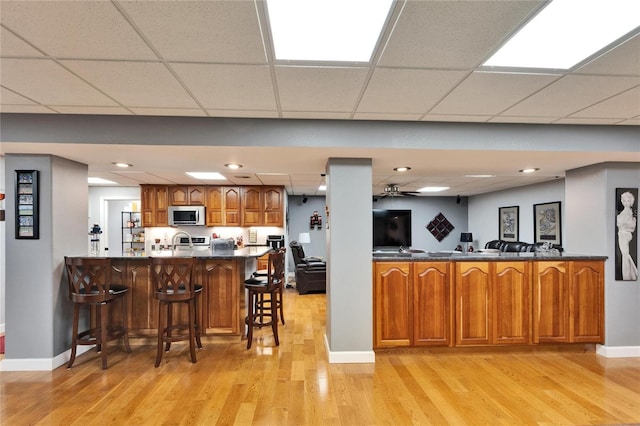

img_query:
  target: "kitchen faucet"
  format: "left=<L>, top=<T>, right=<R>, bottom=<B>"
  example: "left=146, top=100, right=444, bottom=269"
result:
left=172, top=231, right=193, bottom=249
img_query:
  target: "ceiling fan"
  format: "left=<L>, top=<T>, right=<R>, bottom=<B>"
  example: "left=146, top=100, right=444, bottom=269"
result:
left=375, top=184, right=420, bottom=200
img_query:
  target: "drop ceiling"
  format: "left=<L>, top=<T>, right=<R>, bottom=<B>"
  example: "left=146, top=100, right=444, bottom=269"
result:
left=1, top=0, right=639, bottom=196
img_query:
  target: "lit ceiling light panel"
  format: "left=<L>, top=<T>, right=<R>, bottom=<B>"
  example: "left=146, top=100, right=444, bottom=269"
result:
left=266, top=0, right=394, bottom=62
left=418, top=186, right=449, bottom=193
left=186, top=172, right=227, bottom=180
left=484, top=0, right=640, bottom=70
left=88, top=177, right=116, bottom=185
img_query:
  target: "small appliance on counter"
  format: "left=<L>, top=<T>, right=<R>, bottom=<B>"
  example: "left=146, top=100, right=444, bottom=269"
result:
left=266, top=235, right=285, bottom=250
left=211, top=238, right=235, bottom=254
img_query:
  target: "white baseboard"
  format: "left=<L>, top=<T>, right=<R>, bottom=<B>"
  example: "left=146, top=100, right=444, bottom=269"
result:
left=596, top=344, right=640, bottom=358
left=0, top=345, right=92, bottom=371
left=324, top=334, right=375, bottom=364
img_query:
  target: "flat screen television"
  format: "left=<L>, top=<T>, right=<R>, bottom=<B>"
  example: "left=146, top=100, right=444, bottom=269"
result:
left=373, top=209, right=412, bottom=249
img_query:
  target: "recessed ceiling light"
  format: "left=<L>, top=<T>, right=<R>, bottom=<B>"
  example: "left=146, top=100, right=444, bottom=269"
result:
left=225, top=163, right=243, bottom=170
left=519, top=168, right=540, bottom=173
left=112, top=162, right=132, bottom=168
left=394, top=166, right=411, bottom=172
left=318, top=185, right=327, bottom=191
left=186, top=172, right=227, bottom=180
left=483, top=0, right=640, bottom=70
left=88, top=177, right=116, bottom=185
left=266, top=0, right=394, bottom=62
left=418, top=186, right=449, bottom=193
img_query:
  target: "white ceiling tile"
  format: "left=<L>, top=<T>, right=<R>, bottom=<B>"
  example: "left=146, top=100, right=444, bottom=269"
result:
left=358, top=68, right=467, bottom=114
left=554, top=117, right=624, bottom=125
left=118, top=1, right=267, bottom=63
left=283, top=111, right=352, bottom=120
left=275, top=66, right=369, bottom=112
left=618, top=117, right=640, bottom=125
left=171, top=63, right=276, bottom=110
left=207, top=109, right=279, bottom=119
left=353, top=112, right=423, bottom=121
left=503, top=75, right=640, bottom=117
left=62, top=60, right=198, bottom=108
left=378, top=1, right=544, bottom=68
left=571, top=86, right=640, bottom=119
left=0, top=1, right=157, bottom=60
left=0, top=104, right=54, bottom=113
left=0, top=27, right=44, bottom=57
left=431, top=71, right=560, bottom=115
left=0, top=59, right=117, bottom=106
left=489, top=116, right=556, bottom=124
left=577, top=34, right=640, bottom=77
left=422, top=115, right=490, bottom=123
left=131, top=108, right=206, bottom=117
left=52, top=106, right=131, bottom=115
left=0, top=87, right=36, bottom=104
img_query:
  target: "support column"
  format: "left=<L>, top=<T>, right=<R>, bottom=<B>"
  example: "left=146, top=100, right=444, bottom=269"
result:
left=324, top=158, right=374, bottom=363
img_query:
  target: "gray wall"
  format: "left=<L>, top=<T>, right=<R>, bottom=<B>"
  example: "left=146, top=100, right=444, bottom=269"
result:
left=5, top=154, right=87, bottom=361
left=0, top=156, right=5, bottom=333
left=468, top=179, right=565, bottom=248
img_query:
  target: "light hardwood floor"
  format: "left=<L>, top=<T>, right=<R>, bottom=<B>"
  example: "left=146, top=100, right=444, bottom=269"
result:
left=1, top=289, right=639, bottom=425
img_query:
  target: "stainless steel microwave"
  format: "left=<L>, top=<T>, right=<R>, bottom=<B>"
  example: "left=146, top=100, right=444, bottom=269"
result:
left=168, top=206, right=205, bottom=226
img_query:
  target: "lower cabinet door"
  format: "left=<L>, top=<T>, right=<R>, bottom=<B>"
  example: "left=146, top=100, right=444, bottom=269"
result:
left=374, top=262, right=412, bottom=348
left=200, top=259, right=240, bottom=335
left=570, top=261, right=604, bottom=343
left=493, top=262, right=531, bottom=345
left=455, top=262, right=491, bottom=346
left=533, top=261, right=569, bottom=343
left=413, top=262, right=453, bottom=346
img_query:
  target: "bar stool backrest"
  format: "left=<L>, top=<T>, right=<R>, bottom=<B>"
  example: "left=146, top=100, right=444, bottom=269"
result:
left=65, top=257, right=114, bottom=304
left=150, top=257, right=196, bottom=302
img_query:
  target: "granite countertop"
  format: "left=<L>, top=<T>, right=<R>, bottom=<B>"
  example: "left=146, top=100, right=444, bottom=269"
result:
left=372, top=250, right=608, bottom=261
left=94, top=245, right=272, bottom=260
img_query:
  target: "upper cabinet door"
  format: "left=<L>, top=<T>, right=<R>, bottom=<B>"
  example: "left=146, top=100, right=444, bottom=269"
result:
left=242, top=186, right=262, bottom=226
left=170, top=185, right=205, bottom=205
left=224, top=187, right=241, bottom=226
left=263, top=186, right=284, bottom=226
left=205, top=186, right=224, bottom=226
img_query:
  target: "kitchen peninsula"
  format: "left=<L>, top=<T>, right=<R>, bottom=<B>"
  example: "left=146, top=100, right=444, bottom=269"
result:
left=67, top=246, right=271, bottom=339
left=373, top=251, right=606, bottom=350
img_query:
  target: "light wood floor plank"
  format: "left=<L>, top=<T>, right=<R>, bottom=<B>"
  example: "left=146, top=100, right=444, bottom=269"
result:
left=1, top=290, right=639, bottom=425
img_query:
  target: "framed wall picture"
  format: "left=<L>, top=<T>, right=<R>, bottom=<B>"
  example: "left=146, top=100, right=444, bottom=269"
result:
left=498, top=206, right=519, bottom=242
left=533, top=201, right=561, bottom=245
left=615, top=188, right=638, bottom=281
left=15, top=170, right=39, bottom=239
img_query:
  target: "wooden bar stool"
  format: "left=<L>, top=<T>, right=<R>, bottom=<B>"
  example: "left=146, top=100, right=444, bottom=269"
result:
left=244, top=250, right=285, bottom=349
left=64, top=257, right=131, bottom=370
left=150, top=257, right=202, bottom=367
left=251, top=248, right=286, bottom=325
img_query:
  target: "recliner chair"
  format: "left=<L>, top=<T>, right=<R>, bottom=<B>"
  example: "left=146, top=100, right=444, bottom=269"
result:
left=289, top=241, right=326, bottom=294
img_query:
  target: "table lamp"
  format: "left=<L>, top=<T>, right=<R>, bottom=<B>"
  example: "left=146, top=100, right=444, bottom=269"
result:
left=298, top=232, right=311, bottom=245
left=460, top=232, right=473, bottom=252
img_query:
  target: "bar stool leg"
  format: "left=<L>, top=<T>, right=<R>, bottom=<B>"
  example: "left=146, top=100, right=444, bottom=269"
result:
left=271, top=290, right=279, bottom=346
left=121, top=293, right=131, bottom=353
left=100, top=303, right=108, bottom=370
left=195, top=295, right=202, bottom=349
left=68, top=304, right=80, bottom=369
left=155, top=301, right=165, bottom=367
left=189, top=300, right=197, bottom=363
left=246, top=290, right=255, bottom=349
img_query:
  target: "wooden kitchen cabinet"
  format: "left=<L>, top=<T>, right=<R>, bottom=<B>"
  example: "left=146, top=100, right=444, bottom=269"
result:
left=374, top=262, right=412, bottom=348
left=413, top=262, right=453, bottom=346
left=455, top=262, right=491, bottom=346
left=170, top=185, right=204, bottom=206
left=242, top=186, right=263, bottom=226
left=140, top=185, right=169, bottom=227
left=263, top=186, right=284, bottom=226
left=493, top=262, right=530, bottom=345
left=223, top=187, right=241, bottom=226
left=198, top=259, right=240, bottom=335
left=456, top=261, right=530, bottom=346
left=570, top=261, right=604, bottom=343
left=533, top=261, right=570, bottom=343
